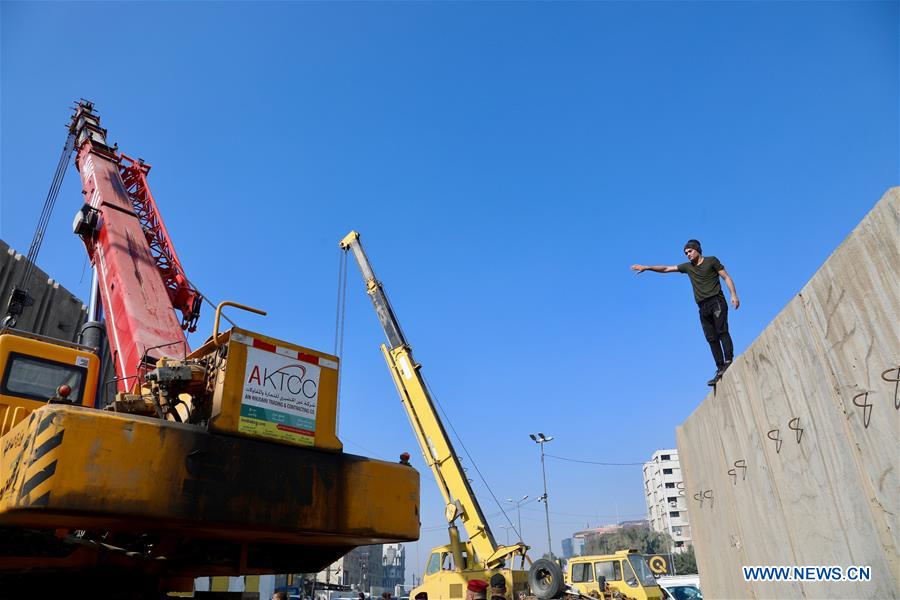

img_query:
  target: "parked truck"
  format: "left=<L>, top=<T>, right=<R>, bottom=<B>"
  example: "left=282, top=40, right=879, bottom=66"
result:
left=567, top=551, right=662, bottom=600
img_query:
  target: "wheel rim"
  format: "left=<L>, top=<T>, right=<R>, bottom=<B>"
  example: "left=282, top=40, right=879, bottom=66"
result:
left=535, top=567, right=554, bottom=590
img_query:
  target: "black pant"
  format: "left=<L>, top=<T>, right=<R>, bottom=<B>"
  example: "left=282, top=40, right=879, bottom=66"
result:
left=698, top=294, right=733, bottom=368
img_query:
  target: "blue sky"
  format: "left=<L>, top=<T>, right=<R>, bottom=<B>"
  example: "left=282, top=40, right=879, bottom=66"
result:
left=2, top=0, right=897, bottom=581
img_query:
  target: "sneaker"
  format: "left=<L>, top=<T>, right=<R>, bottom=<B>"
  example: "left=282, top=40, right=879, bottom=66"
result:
left=721, top=360, right=733, bottom=373
left=707, top=369, right=723, bottom=386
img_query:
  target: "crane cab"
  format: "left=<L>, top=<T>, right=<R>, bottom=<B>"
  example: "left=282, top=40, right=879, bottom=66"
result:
left=415, top=542, right=531, bottom=600
left=0, top=330, right=100, bottom=436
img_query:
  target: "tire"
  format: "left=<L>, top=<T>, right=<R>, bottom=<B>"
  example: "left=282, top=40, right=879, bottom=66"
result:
left=529, top=558, right=565, bottom=599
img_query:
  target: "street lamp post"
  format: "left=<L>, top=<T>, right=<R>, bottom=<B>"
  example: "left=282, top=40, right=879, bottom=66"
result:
left=506, top=495, right=529, bottom=542
left=530, top=432, right=554, bottom=559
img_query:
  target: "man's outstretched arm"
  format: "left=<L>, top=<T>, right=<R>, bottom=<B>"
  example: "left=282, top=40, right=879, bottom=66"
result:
left=631, top=264, right=679, bottom=274
left=719, top=268, right=740, bottom=308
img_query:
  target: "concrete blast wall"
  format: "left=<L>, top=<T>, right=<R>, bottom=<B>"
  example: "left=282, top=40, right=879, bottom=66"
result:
left=0, top=239, right=91, bottom=339
left=676, top=188, right=899, bottom=599
left=0, top=239, right=115, bottom=404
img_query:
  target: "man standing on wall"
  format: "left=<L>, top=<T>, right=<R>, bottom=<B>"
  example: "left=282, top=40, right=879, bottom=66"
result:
left=631, top=239, right=740, bottom=386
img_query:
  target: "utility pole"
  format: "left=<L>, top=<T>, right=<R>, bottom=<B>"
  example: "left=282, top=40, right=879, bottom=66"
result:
left=500, top=525, right=514, bottom=545
left=530, top=432, right=554, bottom=559
left=506, top=495, right=529, bottom=542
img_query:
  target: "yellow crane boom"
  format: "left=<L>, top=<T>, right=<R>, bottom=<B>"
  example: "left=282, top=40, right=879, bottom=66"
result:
left=340, top=230, right=527, bottom=569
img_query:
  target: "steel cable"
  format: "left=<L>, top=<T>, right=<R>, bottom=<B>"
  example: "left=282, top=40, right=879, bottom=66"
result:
left=334, top=249, right=349, bottom=405
left=421, top=378, right=522, bottom=538
left=19, top=132, right=76, bottom=290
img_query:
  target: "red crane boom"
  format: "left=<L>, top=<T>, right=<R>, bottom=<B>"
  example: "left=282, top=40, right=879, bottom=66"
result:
left=70, top=101, right=201, bottom=389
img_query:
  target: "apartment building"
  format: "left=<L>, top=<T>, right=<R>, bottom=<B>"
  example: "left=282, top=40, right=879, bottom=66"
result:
left=312, top=544, right=405, bottom=595
left=561, top=536, right=585, bottom=559
left=643, top=449, right=692, bottom=553
left=382, top=544, right=406, bottom=593
left=316, top=545, right=385, bottom=593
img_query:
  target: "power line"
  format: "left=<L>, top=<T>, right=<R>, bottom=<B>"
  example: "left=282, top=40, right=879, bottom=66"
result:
left=545, top=453, right=645, bottom=466
left=418, top=504, right=647, bottom=532
left=520, top=506, right=647, bottom=519
left=420, top=497, right=543, bottom=532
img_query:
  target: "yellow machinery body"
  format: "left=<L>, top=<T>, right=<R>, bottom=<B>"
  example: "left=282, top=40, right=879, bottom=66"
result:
left=0, top=327, right=420, bottom=589
left=203, top=327, right=342, bottom=451
left=413, top=541, right=532, bottom=600
left=0, top=103, right=419, bottom=595
left=0, top=331, right=100, bottom=436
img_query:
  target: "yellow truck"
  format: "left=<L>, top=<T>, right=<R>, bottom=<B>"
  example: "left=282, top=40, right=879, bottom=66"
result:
left=566, top=550, right=662, bottom=600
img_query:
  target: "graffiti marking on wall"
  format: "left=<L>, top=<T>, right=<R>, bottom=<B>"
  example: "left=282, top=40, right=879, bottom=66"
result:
left=788, top=417, right=804, bottom=443
left=728, top=460, right=747, bottom=484
left=881, top=366, right=900, bottom=410
left=767, top=428, right=783, bottom=453
left=852, top=391, right=873, bottom=429
left=694, top=489, right=714, bottom=509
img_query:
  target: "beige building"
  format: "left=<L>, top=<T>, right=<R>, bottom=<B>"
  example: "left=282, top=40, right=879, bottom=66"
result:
left=562, top=525, right=620, bottom=557
left=643, top=449, right=692, bottom=553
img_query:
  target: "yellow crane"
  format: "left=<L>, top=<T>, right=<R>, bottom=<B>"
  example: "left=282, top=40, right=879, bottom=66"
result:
left=340, top=231, right=565, bottom=600
left=340, top=231, right=666, bottom=600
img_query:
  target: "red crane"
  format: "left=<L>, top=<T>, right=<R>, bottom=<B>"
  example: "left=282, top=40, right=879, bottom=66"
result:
left=0, top=102, right=420, bottom=597
left=70, top=101, right=202, bottom=390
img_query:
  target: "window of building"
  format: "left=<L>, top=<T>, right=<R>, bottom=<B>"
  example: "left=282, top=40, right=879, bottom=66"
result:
left=675, top=541, right=685, bottom=548
left=663, top=468, right=673, bottom=475
left=571, top=562, right=593, bottom=583
left=661, top=454, right=670, bottom=460
left=665, top=483, right=675, bottom=488
left=667, top=496, right=677, bottom=503
left=594, top=560, right=622, bottom=582
left=670, top=511, right=680, bottom=517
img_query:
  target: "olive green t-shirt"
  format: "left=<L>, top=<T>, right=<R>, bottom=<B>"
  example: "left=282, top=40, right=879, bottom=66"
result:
left=677, top=256, right=724, bottom=303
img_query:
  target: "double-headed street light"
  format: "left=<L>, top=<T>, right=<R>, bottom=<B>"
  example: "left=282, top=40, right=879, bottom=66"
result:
left=530, top=432, right=554, bottom=558
left=505, top=494, right=528, bottom=542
